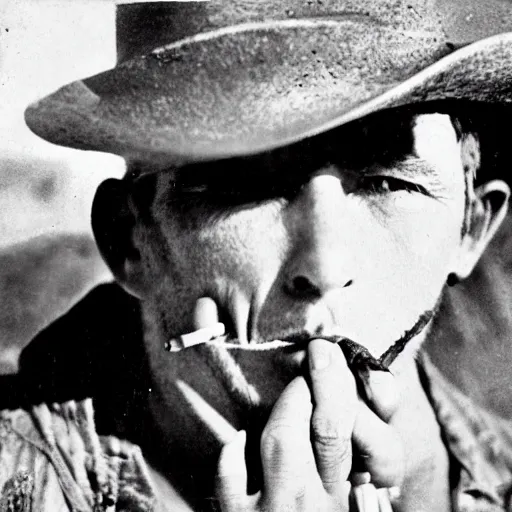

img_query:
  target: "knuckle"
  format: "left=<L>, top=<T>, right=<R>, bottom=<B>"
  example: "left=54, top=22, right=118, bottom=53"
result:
left=262, top=490, right=308, bottom=512
left=260, top=422, right=296, bottom=460
left=369, top=451, right=405, bottom=488
left=311, top=415, right=351, bottom=467
left=263, top=490, right=338, bottom=512
left=311, top=415, right=346, bottom=448
left=361, top=431, right=405, bottom=488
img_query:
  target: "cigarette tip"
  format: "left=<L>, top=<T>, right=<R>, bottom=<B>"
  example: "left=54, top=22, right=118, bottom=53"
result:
left=165, top=322, right=226, bottom=352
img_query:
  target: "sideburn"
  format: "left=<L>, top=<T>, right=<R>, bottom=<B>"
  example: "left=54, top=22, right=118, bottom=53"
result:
left=460, top=132, right=481, bottom=238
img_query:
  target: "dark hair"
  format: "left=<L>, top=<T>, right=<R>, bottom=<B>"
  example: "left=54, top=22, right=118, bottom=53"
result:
left=423, top=101, right=512, bottom=187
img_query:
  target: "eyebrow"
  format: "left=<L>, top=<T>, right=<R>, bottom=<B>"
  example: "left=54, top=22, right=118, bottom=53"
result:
left=166, top=127, right=442, bottom=185
left=369, top=156, right=441, bottom=181
left=167, top=156, right=441, bottom=196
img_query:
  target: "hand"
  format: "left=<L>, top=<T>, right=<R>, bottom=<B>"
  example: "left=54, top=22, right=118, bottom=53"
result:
left=190, top=297, right=404, bottom=511
left=216, top=376, right=351, bottom=511
left=215, top=338, right=405, bottom=511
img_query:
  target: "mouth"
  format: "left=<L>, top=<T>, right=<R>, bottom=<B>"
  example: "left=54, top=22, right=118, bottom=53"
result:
left=169, top=298, right=435, bottom=375
left=222, top=329, right=388, bottom=373
left=223, top=308, right=435, bottom=372
left=274, top=332, right=389, bottom=372
left=169, top=311, right=435, bottom=436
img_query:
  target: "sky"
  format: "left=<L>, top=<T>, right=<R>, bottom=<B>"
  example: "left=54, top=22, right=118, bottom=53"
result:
left=0, top=0, right=125, bottom=247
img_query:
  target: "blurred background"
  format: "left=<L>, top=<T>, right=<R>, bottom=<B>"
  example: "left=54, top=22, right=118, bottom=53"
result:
left=0, top=0, right=124, bottom=372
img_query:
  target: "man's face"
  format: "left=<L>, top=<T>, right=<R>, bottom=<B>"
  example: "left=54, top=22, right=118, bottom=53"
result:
left=137, top=112, right=467, bottom=362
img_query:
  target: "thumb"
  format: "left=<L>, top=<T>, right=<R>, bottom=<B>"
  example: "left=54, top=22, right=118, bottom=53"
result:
left=360, top=370, right=399, bottom=422
left=216, top=431, right=251, bottom=511
left=193, top=297, right=220, bottom=330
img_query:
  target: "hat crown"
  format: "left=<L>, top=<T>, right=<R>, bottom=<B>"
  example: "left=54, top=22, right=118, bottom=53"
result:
left=117, top=0, right=512, bottom=63
left=116, top=0, right=432, bottom=62
left=26, top=0, right=512, bottom=167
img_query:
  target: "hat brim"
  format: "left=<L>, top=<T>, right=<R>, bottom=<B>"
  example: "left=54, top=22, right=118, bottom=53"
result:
left=24, top=18, right=512, bottom=167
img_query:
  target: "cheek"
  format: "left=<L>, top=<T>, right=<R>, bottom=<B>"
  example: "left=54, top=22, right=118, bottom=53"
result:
left=381, top=202, right=462, bottom=272
left=154, top=202, right=287, bottom=307
left=350, top=197, right=464, bottom=349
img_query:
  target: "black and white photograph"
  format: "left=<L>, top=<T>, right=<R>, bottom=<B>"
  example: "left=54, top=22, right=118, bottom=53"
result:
left=2, top=1, right=512, bottom=511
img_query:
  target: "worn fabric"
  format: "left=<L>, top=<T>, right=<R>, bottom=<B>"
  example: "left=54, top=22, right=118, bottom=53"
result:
left=0, top=401, right=157, bottom=512
left=0, top=284, right=511, bottom=511
left=419, top=354, right=512, bottom=511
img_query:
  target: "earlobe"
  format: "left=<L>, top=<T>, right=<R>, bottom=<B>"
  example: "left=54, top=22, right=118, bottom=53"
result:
left=91, top=178, right=147, bottom=298
left=455, top=179, right=510, bottom=280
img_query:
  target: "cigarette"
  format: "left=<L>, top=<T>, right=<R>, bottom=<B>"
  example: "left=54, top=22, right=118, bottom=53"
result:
left=164, top=322, right=226, bottom=352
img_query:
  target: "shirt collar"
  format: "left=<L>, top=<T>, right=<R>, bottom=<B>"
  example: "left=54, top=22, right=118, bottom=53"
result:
left=418, top=351, right=512, bottom=510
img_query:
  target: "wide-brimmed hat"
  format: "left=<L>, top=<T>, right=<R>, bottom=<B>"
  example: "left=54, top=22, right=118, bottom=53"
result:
left=25, top=0, right=512, bottom=170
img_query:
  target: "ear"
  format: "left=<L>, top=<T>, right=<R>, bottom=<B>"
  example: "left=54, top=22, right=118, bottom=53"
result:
left=454, top=179, right=510, bottom=280
left=91, top=179, right=148, bottom=298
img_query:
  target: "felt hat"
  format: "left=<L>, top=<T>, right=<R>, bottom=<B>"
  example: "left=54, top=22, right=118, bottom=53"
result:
left=24, top=0, right=512, bottom=171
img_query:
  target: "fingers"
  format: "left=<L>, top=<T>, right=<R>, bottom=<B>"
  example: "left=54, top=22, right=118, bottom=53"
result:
left=359, top=370, right=399, bottom=423
left=216, top=431, right=251, bottom=511
left=218, top=377, right=348, bottom=511
left=308, top=339, right=358, bottom=494
left=259, top=377, right=319, bottom=501
left=163, top=297, right=223, bottom=351
left=352, top=402, right=405, bottom=488
left=193, top=297, right=219, bottom=329
left=352, top=365, right=404, bottom=488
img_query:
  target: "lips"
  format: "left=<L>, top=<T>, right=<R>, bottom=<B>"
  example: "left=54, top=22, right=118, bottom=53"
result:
left=218, top=332, right=388, bottom=408
left=224, top=330, right=388, bottom=372
left=226, top=307, right=436, bottom=371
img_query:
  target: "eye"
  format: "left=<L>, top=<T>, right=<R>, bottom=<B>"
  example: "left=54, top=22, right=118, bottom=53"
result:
left=359, top=176, right=428, bottom=195
left=172, top=173, right=306, bottom=207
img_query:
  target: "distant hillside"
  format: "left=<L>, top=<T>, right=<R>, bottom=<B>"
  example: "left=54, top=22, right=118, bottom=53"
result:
left=0, top=234, right=110, bottom=373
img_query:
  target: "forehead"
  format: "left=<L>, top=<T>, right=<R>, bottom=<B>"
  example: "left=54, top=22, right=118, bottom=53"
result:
left=136, top=110, right=461, bottom=195
left=412, top=113, right=460, bottom=165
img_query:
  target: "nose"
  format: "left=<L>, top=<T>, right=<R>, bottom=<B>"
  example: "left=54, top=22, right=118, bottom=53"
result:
left=284, top=170, right=354, bottom=299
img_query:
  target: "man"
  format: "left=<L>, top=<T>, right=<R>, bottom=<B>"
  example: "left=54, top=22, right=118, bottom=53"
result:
left=2, top=0, right=512, bottom=510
